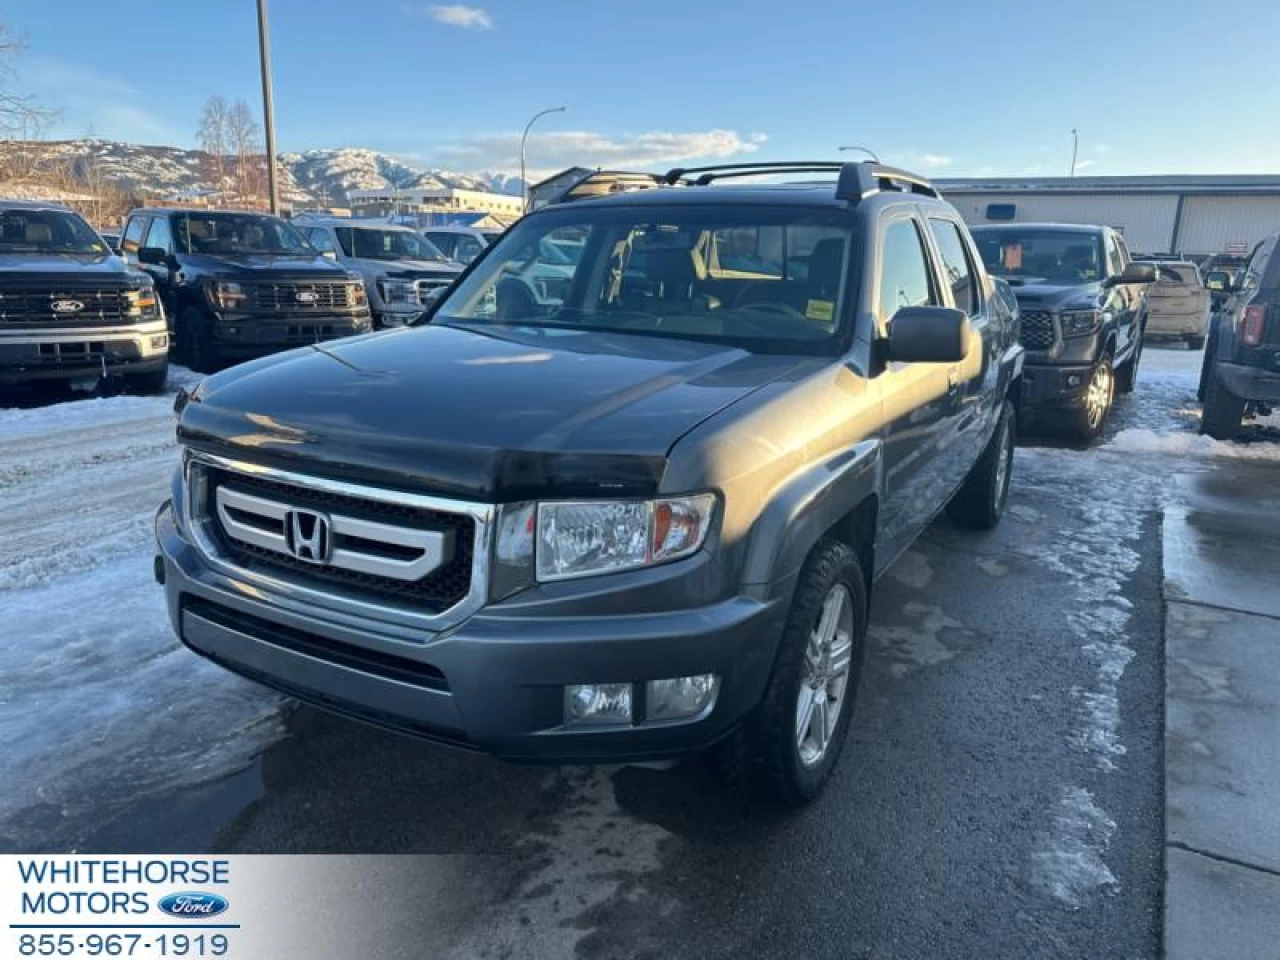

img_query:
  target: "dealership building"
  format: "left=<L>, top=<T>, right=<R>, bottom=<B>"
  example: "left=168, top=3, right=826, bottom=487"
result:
left=935, top=175, right=1280, bottom=259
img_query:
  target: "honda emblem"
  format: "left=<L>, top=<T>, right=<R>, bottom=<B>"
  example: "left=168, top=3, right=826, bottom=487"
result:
left=285, top=508, right=331, bottom=564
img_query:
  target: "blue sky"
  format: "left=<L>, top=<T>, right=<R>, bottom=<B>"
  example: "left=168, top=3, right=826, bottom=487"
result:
left=9, top=0, right=1280, bottom=177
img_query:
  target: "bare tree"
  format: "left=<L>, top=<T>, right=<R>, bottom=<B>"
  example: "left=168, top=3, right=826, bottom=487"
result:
left=226, top=99, right=262, bottom=202
left=196, top=95, right=230, bottom=194
left=0, top=22, right=57, bottom=140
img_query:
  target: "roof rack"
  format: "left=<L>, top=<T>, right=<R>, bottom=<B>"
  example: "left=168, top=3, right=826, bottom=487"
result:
left=548, top=170, right=670, bottom=205
left=662, top=160, right=939, bottom=203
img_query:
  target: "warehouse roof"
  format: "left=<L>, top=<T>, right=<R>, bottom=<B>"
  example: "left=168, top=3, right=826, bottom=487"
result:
left=935, top=174, right=1280, bottom=195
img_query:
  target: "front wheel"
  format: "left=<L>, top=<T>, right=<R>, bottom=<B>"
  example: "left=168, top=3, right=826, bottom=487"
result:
left=712, top=539, right=868, bottom=806
left=948, top=399, right=1015, bottom=530
left=1066, top=355, right=1114, bottom=441
left=178, top=305, right=217, bottom=374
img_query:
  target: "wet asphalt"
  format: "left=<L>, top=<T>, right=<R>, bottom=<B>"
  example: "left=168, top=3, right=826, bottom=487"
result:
left=19, top=346, right=1244, bottom=959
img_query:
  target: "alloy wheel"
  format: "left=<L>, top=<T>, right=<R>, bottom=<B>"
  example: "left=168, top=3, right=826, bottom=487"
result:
left=1085, top=362, right=1114, bottom=431
left=796, top=583, right=855, bottom=768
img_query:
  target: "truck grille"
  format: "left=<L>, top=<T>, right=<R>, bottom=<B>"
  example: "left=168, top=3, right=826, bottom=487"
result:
left=0, top=287, right=134, bottom=327
left=202, top=465, right=475, bottom=613
left=253, top=282, right=354, bottom=311
left=1019, top=310, right=1056, bottom=350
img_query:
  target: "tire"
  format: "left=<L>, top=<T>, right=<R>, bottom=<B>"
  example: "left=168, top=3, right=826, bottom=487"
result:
left=1197, top=335, right=1216, bottom=403
left=178, top=305, right=217, bottom=374
left=1187, top=335, right=1206, bottom=351
left=947, top=400, right=1015, bottom=530
left=1116, top=336, right=1142, bottom=395
left=1200, top=365, right=1245, bottom=441
left=712, top=539, right=868, bottom=806
left=1066, top=354, right=1115, bottom=441
left=124, top=362, right=169, bottom=395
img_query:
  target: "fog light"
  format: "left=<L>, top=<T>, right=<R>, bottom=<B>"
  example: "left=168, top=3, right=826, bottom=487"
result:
left=565, top=683, right=632, bottom=726
left=150, top=334, right=168, bottom=349
left=1066, top=374, right=1082, bottom=388
left=647, top=674, right=719, bottom=722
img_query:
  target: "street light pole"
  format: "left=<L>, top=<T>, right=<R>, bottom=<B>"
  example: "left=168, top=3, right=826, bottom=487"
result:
left=257, top=0, right=280, bottom=214
left=1070, top=128, right=1079, bottom=178
left=520, top=106, right=566, bottom=213
left=838, top=145, right=880, bottom=163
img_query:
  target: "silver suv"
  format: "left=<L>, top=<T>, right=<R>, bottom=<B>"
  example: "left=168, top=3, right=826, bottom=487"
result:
left=294, top=217, right=463, bottom=328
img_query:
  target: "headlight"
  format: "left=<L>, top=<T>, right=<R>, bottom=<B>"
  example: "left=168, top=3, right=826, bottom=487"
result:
left=348, top=279, right=368, bottom=307
left=1061, top=310, right=1102, bottom=337
left=376, top=278, right=419, bottom=309
left=206, top=280, right=246, bottom=310
left=125, top=287, right=158, bottom=317
left=535, top=494, right=716, bottom=582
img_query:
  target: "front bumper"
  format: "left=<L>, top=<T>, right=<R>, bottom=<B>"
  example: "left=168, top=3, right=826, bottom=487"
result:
left=208, top=310, right=372, bottom=357
left=1019, top=361, right=1097, bottom=408
left=1216, top=360, right=1280, bottom=404
left=0, top=321, right=169, bottom=384
left=155, top=502, right=787, bottom=763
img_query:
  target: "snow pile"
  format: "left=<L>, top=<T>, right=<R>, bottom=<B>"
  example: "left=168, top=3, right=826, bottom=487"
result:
left=1109, top=428, right=1280, bottom=462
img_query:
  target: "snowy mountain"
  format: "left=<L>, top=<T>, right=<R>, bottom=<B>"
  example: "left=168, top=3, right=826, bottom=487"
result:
left=0, top=139, right=525, bottom=206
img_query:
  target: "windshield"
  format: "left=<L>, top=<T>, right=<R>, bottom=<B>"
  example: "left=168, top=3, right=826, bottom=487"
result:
left=431, top=206, right=855, bottom=353
left=341, top=227, right=446, bottom=261
left=175, top=212, right=314, bottom=256
left=0, top=208, right=108, bottom=255
left=972, top=228, right=1105, bottom=285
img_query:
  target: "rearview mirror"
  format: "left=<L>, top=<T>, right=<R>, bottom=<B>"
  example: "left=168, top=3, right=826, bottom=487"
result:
left=885, top=306, right=969, bottom=364
left=137, top=246, right=167, bottom=266
left=1102, top=262, right=1157, bottom=288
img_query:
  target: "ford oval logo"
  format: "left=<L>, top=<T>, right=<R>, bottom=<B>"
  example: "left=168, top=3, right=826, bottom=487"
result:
left=157, top=893, right=229, bottom=919
left=50, top=299, right=85, bottom=314
left=295, top=290, right=318, bottom=303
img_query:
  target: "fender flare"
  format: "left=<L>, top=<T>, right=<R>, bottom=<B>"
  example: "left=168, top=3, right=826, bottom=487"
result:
left=741, top=439, right=882, bottom=587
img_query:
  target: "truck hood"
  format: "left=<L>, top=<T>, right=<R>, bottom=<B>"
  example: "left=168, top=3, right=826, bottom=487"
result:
left=0, top=252, right=137, bottom=278
left=178, top=323, right=804, bottom=500
left=180, top=252, right=349, bottom=277
left=346, top=256, right=463, bottom=278
left=999, top=279, right=1103, bottom=312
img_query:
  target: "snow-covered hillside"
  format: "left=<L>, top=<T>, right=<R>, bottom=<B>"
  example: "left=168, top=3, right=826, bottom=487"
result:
left=0, top=139, right=524, bottom=207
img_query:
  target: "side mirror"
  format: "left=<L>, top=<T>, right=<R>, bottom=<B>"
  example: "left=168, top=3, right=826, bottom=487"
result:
left=137, top=246, right=168, bottom=266
left=1103, top=262, right=1157, bottom=288
left=1205, top=270, right=1231, bottom=292
left=321, top=250, right=337, bottom=260
left=885, top=306, right=969, bottom=364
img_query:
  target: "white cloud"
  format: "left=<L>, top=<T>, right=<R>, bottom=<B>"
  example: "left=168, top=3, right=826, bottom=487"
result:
left=435, top=128, right=766, bottom=175
left=424, top=4, right=493, bottom=29
left=1074, top=158, right=1097, bottom=171
left=916, top=153, right=953, bottom=170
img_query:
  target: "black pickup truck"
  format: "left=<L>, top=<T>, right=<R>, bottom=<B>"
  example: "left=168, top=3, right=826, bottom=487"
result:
left=122, top=207, right=372, bottom=372
left=0, top=200, right=168, bottom=392
left=971, top=223, right=1156, bottom=439
left=155, top=161, right=1024, bottom=804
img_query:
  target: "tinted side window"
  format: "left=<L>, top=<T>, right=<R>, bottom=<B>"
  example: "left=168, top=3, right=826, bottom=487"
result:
left=878, top=219, right=937, bottom=323
left=122, top=216, right=148, bottom=254
left=928, top=219, right=978, bottom=316
left=454, top=235, right=485, bottom=263
left=144, top=216, right=172, bottom=253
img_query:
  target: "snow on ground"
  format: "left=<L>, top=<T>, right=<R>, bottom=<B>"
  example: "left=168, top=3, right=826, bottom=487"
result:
left=0, top=370, right=282, bottom=848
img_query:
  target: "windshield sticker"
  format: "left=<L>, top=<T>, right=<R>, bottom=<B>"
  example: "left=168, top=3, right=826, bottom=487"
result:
left=1003, top=245, right=1023, bottom=270
left=806, top=299, right=835, bottom=323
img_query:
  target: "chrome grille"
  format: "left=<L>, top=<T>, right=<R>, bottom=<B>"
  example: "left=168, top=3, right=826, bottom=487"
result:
left=1019, top=310, right=1056, bottom=350
left=199, top=464, right=476, bottom=613
left=253, top=282, right=354, bottom=311
left=0, top=287, right=134, bottom=327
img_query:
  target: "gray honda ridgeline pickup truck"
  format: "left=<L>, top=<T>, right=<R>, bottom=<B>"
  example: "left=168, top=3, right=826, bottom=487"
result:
left=155, top=161, right=1025, bottom=803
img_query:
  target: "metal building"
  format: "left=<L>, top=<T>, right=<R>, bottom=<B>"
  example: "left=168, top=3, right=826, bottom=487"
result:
left=935, top=175, right=1280, bottom=258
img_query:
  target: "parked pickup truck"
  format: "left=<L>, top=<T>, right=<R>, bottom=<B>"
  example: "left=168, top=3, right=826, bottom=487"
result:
left=155, top=161, right=1024, bottom=804
left=0, top=200, right=168, bottom=392
left=122, top=207, right=372, bottom=372
left=971, top=223, right=1156, bottom=439
left=1199, top=232, right=1280, bottom=440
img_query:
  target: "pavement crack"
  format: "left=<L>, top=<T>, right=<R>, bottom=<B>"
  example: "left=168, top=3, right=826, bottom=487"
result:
left=1167, top=841, right=1280, bottom=878
left=1163, top=596, right=1280, bottom=623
